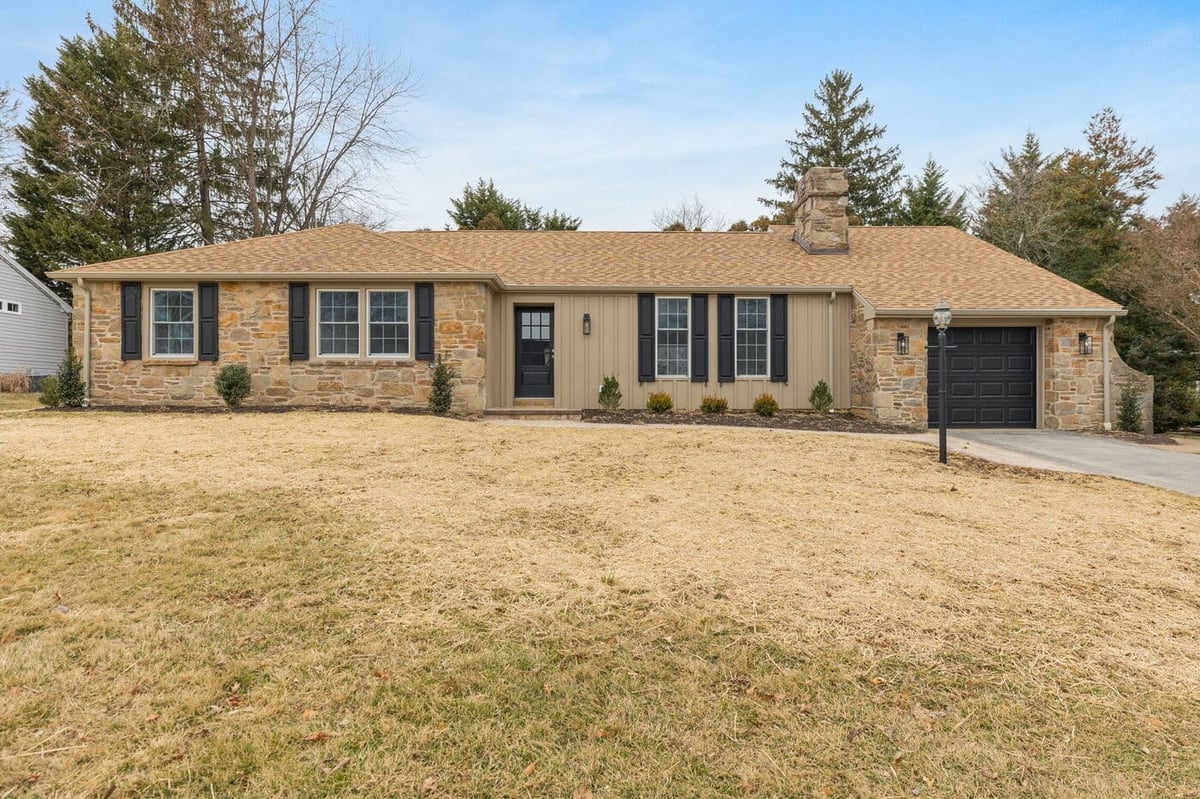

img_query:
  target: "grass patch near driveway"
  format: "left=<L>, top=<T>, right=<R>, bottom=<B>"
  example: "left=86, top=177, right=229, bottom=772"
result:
left=2, top=411, right=1199, bottom=797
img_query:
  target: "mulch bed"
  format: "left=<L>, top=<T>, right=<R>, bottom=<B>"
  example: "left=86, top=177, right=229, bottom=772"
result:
left=581, top=408, right=914, bottom=434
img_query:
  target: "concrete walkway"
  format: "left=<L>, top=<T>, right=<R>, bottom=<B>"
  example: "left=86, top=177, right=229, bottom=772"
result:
left=925, top=429, right=1200, bottom=497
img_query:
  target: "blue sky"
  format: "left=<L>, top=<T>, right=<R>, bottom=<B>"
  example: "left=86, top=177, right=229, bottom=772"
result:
left=2, top=1, right=1197, bottom=230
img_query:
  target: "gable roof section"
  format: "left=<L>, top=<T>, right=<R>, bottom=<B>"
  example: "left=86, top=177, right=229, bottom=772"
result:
left=51, top=223, right=1122, bottom=314
left=2, top=248, right=72, bottom=314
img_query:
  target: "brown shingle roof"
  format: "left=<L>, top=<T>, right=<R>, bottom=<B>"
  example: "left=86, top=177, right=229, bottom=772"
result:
left=392, top=226, right=1121, bottom=312
left=54, top=224, right=478, bottom=277
left=54, top=223, right=1122, bottom=313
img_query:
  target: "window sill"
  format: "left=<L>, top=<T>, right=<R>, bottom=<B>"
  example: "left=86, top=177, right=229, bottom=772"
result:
left=312, top=356, right=417, bottom=364
left=147, top=357, right=199, bottom=365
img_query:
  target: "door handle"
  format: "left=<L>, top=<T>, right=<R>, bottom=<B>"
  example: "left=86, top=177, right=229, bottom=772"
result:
left=544, top=348, right=554, bottom=366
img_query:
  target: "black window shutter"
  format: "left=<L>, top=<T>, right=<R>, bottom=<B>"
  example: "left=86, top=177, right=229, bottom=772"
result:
left=120, top=281, right=141, bottom=361
left=198, top=282, right=219, bottom=362
left=690, top=293, right=707, bottom=382
left=716, top=294, right=734, bottom=383
left=770, top=294, right=788, bottom=383
left=415, top=282, right=434, bottom=361
left=288, top=282, right=309, bottom=361
left=637, top=293, right=655, bottom=383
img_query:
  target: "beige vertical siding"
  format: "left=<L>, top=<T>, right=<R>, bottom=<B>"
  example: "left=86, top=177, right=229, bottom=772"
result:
left=492, top=292, right=852, bottom=410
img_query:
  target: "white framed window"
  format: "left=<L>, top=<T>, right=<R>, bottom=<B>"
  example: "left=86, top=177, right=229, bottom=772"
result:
left=318, top=290, right=360, bottom=356
left=3, top=301, right=20, bottom=314
left=316, top=288, right=412, bottom=358
left=655, top=296, right=689, bottom=378
left=735, top=297, right=768, bottom=378
left=151, top=288, right=195, bottom=357
left=367, top=290, right=410, bottom=357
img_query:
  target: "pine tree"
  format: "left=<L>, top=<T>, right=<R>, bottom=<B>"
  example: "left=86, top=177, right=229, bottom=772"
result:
left=3, top=21, right=191, bottom=291
left=113, top=0, right=258, bottom=245
left=447, top=178, right=581, bottom=230
left=895, top=157, right=967, bottom=228
left=974, top=133, right=1066, bottom=271
left=762, top=69, right=903, bottom=226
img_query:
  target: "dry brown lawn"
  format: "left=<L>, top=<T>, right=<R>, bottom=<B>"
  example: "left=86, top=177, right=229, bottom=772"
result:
left=1, top=408, right=1198, bottom=798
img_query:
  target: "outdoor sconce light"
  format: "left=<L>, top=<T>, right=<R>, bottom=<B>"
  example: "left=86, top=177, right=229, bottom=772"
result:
left=1079, top=332, right=1093, bottom=355
left=582, top=313, right=592, bottom=336
left=896, top=332, right=909, bottom=355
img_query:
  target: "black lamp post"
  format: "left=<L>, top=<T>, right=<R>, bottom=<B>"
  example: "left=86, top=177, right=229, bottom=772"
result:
left=933, top=299, right=952, bottom=464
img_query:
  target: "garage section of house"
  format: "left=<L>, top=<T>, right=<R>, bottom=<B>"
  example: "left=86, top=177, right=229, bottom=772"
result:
left=927, top=327, right=1037, bottom=428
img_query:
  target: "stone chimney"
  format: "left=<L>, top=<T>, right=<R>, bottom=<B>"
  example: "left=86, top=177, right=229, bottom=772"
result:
left=793, top=167, right=849, bottom=254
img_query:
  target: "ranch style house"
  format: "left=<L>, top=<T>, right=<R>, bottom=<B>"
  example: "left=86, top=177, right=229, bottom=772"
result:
left=51, top=168, right=1150, bottom=430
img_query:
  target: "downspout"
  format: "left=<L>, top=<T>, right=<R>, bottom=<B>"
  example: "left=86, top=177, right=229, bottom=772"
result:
left=75, top=278, right=92, bottom=404
left=828, top=291, right=836, bottom=401
left=1102, top=314, right=1115, bottom=431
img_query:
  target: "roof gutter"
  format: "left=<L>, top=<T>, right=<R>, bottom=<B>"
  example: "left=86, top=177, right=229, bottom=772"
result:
left=53, top=270, right=856, bottom=297
left=869, top=307, right=1127, bottom=319
left=52, top=271, right=507, bottom=291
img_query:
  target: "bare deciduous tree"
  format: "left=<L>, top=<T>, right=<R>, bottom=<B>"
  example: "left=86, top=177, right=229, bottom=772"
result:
left=225, top=0, right=417, bottom=237
left=651, top=194, right=727, bottom=232
left=1111, top=196, right=1200, bottom=348
left=0, top=86, right=18, bottom=221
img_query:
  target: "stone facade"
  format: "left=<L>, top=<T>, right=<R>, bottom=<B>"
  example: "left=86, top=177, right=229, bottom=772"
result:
left=850, top=306, right=1154, bottom=431
left=849, top=301, right=929, bottom=427
left=1044, top=317, right=1153, bottom=433
left=74, top=280, right=488, bottom=412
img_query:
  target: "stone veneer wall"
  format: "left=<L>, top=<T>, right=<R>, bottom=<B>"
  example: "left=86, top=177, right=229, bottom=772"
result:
left=74, top=280, right=488, bottom=412
left=848, top=300, right=928, bottom=428
left=1044, top=317, right=1152, bottom=433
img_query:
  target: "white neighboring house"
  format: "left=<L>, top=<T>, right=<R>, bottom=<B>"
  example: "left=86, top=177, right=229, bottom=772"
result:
left=0, top=248, right=72, bottom=376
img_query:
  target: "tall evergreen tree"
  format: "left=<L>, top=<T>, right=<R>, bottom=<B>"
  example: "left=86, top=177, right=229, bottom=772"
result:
left=447, top=178, right=581, bottom=230
left=3, top=21, right=191, bottom=293
left=895, top=157, right=967, bottom=228
left=974, top=132, right=1067, bottom=271
left=762, top=69, right=903, bottom=226
left=113, top=0, right=257, bottom=245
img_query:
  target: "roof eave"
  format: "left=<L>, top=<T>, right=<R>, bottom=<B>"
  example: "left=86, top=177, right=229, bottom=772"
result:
left=500, top=283, right=855, bottom=294
left=871, top=306, right=1126, bottom=319
left=58, top=270, right=505, bottom=290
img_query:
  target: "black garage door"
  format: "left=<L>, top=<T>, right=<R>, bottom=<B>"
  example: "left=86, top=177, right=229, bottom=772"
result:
left=927, top=327, right=1036, bottom=428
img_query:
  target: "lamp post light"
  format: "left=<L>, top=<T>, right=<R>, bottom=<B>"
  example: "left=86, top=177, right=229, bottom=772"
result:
left=932, top=299, right=953, bottom=464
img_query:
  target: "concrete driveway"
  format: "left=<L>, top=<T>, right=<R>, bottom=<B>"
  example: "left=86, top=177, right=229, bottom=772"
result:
left=931, top=429, right=1200, bottom=496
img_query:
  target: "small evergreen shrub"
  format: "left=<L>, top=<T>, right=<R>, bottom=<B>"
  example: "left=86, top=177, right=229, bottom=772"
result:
left=38, top=376, right=61, bottom=407
left=1117, top=382, right=1143, bottom=433
left=699, top=395, right=728, bottom=414
left=753, top=393, right=779, bottom=417
left=56, top=347, right=86, bottom=407
left=428, top=354, right=456, bottom=415
left=1154, top=380, right=1200, bottom=433
left=215, top=363, right=252, bottom=408
left=646, top=391, right=673, bottom=413
left=598, top=375, right=622, bottom=411
left=809, top=379, right=834, bottom=412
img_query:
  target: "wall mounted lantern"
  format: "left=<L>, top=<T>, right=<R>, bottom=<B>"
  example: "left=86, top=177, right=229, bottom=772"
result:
left=582, top=313, right=592, bottom=336
left=896, top=332, right=909, bottom=355
left=1078, top=332, right=1093, bottom=355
